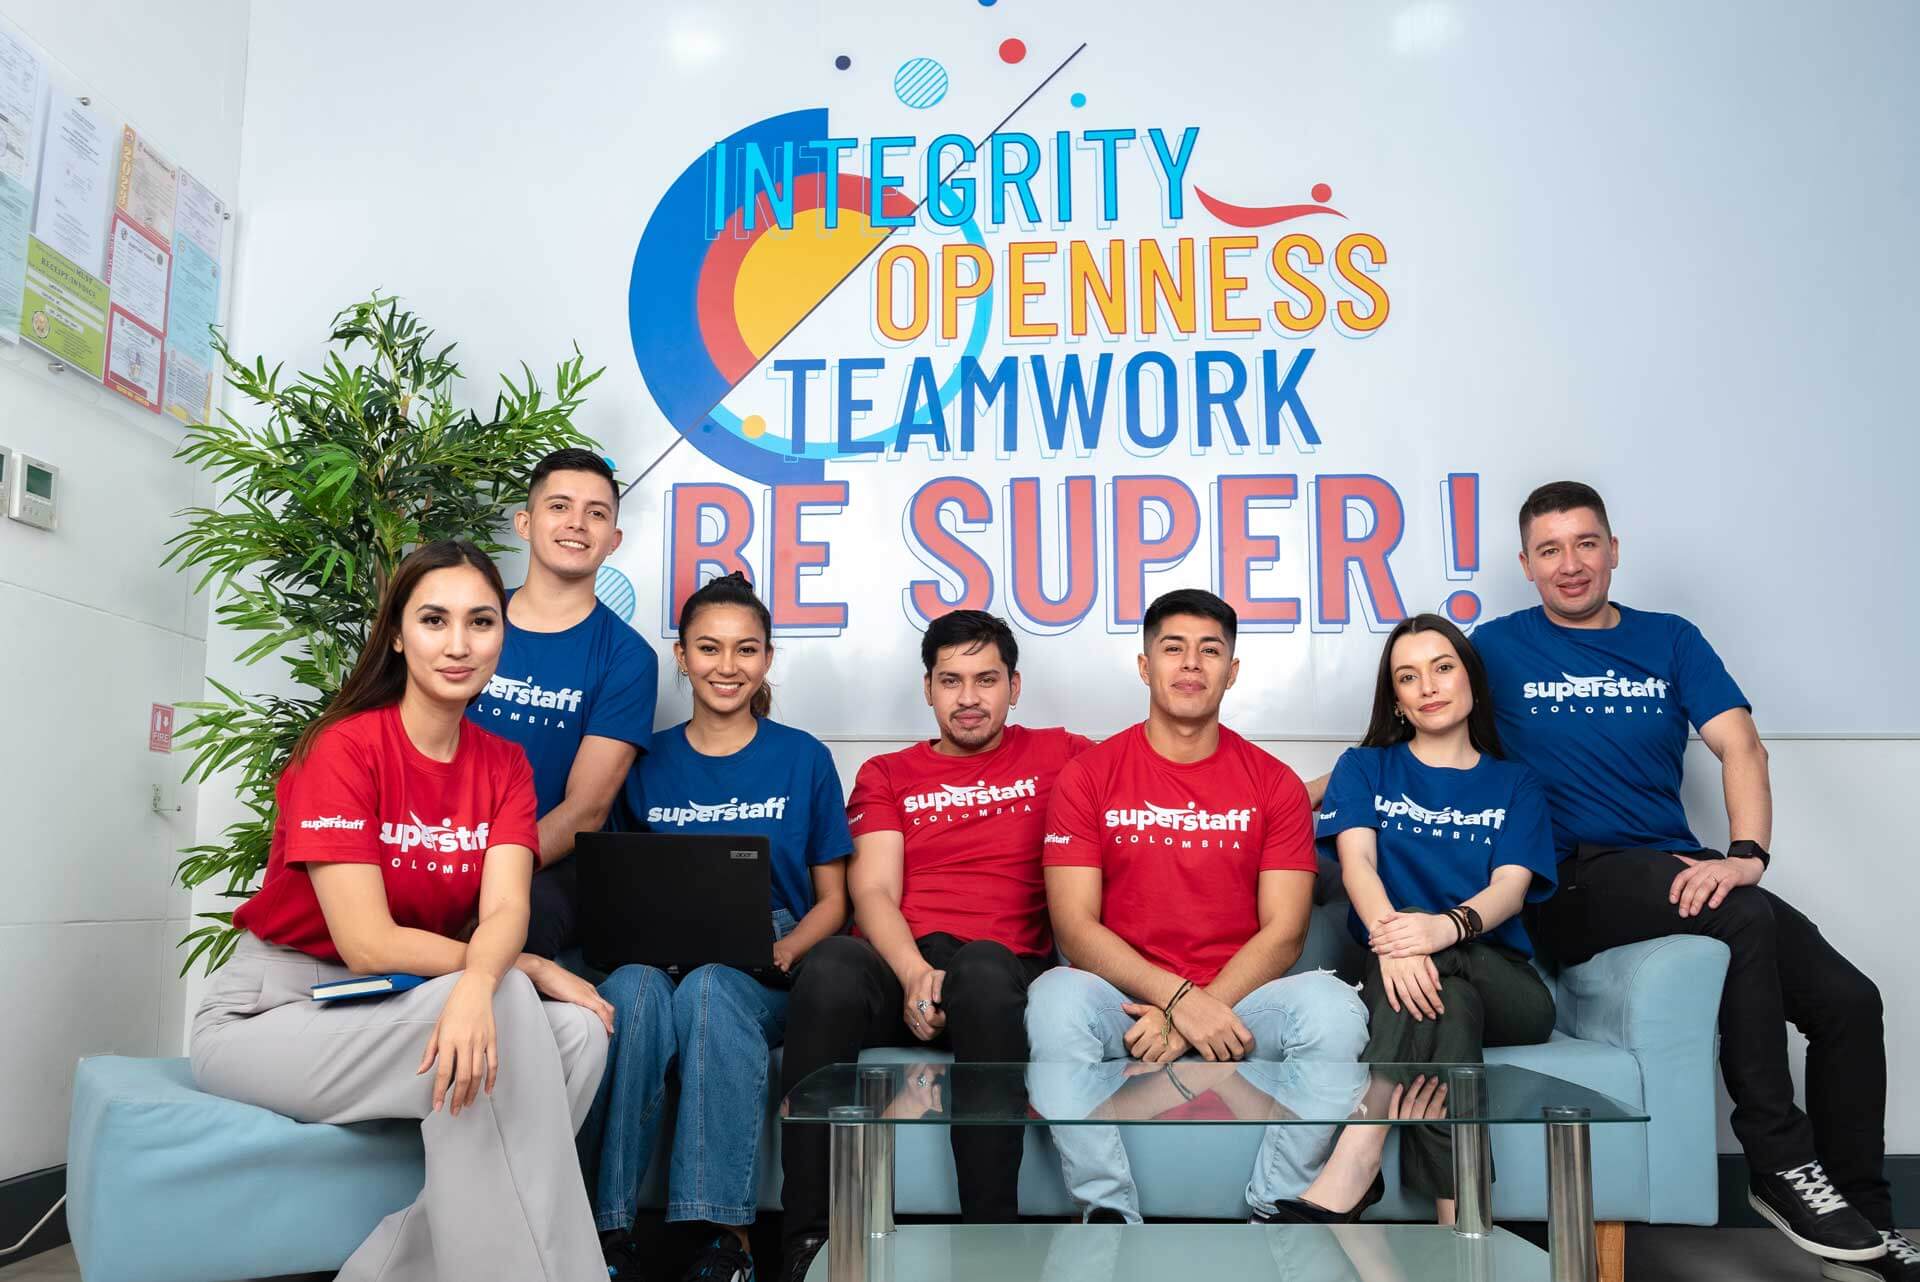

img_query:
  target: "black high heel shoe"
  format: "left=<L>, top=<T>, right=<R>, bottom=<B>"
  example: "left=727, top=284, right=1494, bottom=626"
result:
left=1251, top=1172, right=1387, bottom=1225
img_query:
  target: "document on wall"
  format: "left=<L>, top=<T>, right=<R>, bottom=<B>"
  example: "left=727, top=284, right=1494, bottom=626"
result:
left=104, top=306, right=161, bottom=410
left=0, top=21, right=45, bottom=342
left=114, top=127, right=175, bottom=246
left=162, top=231, right=217, bottom=423
left=19, top=234, right=106, bottom=375
left=0, top=20, right=44, bottom=187
left=172, top=168, right=222, bottom=259
left=32, top=73, right=112, bottom=273
left=105, top=212, right=167, bottom=330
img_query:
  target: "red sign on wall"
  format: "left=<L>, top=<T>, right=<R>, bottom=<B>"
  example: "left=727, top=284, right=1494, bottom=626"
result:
left=149, top=703, right=175, bottom=753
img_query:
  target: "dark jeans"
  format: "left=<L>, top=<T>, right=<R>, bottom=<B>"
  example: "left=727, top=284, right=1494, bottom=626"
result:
left=779, top=933, right=1048, bottom=1250
left=1534, top=845, right=1890, bottom=1227
left=1359, top=940, right=1556, bottom=1199
left=525, top=857, right=579, bottom=960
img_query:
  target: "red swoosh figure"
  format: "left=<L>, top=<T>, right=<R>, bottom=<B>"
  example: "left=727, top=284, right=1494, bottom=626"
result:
left=1193, top=184, right=1345, bottom=227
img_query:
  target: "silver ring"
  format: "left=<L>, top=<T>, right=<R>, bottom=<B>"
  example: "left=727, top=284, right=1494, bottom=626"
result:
left=916, top=1075, right=928, bottom=1087
left=916, top=1000, right=929, bottom=1012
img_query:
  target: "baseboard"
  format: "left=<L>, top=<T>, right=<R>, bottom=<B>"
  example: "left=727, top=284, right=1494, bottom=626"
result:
left=1719, top=1154, right=1918, bottom=1227
left=0, top=1165, right=67, bottom=1266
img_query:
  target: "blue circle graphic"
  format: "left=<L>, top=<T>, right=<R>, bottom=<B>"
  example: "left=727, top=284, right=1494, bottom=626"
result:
left=595, top=565, right=637, bottom=623
left=894, top=57, right=949, bottom=109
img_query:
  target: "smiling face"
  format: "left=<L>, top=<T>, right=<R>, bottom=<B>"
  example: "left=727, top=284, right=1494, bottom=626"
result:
left=390, top=564, right=505, bottom=705
left=515, top=468, right=622, bottom=581
left=1520, top=506, right=1619, bottom=625
left=1389, top=627, right=1474, bottom=738
left=1137, top=612, right=1239, bottom=725
left=675, top=603, right=771, bottom=719
left=924, top=639, right=1020, bottom=754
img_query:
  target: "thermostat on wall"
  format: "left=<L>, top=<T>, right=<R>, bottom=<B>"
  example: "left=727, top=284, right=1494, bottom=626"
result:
left=6, top=450, right=58, bottom=531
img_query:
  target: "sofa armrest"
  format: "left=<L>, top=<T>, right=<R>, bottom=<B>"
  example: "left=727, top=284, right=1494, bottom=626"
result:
left=1555, top=936, right=1731, bottom=1225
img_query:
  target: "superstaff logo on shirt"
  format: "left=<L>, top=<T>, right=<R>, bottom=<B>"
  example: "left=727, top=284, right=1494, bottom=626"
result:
left=1104, top=801, right=1254, bottom=849
left=648, top=795, right=789, bottom=826
left=485, top=673, right=585, bottom=711
left=896, top=776, right=1040, bottom=828
left=1372, top=793, right=1502, bottom=846
left=1522, top=670, right=1670, bottom=716
left=298, top=815, right=367, bottom=831
left=380, top=811, right=492, bottom=855
left=903, top=778, right=1039, bottom=813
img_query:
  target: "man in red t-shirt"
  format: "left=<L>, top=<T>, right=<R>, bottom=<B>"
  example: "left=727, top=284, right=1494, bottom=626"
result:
left=778, top=612, right=1092, bottom=1280
left=1028, top=588, right=1369, bottom=1223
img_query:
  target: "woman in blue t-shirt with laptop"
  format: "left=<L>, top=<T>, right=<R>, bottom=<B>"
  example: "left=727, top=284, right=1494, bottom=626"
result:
left=1269, top=612, right=1559, bottom=1226
left=588, top=572, right=852, bottom=1282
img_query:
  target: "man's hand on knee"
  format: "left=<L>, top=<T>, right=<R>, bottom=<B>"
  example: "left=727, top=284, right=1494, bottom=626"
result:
left=1120, top=1005, right=1190, bottom=1062
left=1669, top=853, right=1761, bottom=918
left=1169, top=990, right=1254, bottom=1061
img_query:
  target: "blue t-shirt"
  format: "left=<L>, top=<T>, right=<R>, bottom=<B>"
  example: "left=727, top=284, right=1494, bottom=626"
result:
left=466, top=596, right=659, bottom=817
left=1317, top=744, right=1559, bottom=956
left=1470, top=604, right=1749, bottom=858
left=627, top=719, right=853, bottom=918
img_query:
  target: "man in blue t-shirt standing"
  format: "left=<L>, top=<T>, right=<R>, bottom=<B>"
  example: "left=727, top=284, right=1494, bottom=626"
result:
left=467, top=449, right=658, bottom=957
left=1469, top=481, right=1907, bottom=1281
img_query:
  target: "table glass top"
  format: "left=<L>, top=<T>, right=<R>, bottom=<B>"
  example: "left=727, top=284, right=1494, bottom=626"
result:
left=782, top=1062, right=1646, bottom=1127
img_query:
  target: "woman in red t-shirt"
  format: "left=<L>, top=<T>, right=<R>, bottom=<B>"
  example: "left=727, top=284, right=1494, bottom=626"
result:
left=191, top=539, right=616, bottom=1282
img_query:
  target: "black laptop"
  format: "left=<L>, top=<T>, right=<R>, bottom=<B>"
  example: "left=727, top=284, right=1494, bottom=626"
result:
left=575, top=831, right=778, bottom=978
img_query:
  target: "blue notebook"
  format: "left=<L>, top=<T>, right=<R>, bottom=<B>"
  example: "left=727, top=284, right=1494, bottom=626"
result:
left=311, top=973, right=428, bottom=1002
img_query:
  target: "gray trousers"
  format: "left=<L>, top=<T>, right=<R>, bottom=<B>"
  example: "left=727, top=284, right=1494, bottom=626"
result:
left=192, top=935, right=609, bottom=1282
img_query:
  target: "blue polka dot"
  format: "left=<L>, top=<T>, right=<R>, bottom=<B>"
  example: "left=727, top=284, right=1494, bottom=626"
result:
left=1070, top=92, right=1086, bottom=108
left=978, top=0, right=997, bottom=6
left=893, top=57, right=949, bottom=109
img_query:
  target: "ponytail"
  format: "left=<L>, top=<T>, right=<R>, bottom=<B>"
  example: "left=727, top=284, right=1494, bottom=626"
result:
left=678, top=570, right=775, bottom=719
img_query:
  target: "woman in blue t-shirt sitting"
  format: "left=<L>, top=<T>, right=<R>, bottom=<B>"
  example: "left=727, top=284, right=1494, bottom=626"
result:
left=587, top=573, right=851, bottom=1282
left=1271, top=612, right=1560, bottom=1226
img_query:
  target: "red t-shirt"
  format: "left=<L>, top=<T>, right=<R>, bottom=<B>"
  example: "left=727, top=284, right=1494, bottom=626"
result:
left=234, top=705, right=541, bottom=962
left=847, top=725, right=1093, bottom=957
left=1042, top=723, right=1314, bottom=986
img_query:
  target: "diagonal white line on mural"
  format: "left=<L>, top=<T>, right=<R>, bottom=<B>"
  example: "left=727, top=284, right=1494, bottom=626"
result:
left=623, top=42, right=1090, bottom=496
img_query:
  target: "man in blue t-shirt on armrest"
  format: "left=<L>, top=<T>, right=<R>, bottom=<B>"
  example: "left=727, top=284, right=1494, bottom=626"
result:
left=467, top=449, right=658, bottom=958
left=1468, top=481, right=1908, bottom=1281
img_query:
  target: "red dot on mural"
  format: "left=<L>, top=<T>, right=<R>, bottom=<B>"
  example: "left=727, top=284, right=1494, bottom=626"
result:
left=1311, top=183, right=1332, bottom=204
left=999, top=38, right=1026, bottom=63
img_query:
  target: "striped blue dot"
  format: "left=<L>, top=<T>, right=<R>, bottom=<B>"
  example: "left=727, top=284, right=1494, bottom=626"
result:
left=595, top=565, right=637, bottom=623
left=893, top=57, right=949, bottom=109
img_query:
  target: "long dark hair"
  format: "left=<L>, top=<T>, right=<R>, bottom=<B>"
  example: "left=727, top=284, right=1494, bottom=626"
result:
left=678, top=571, right=774, bottom=719
left=292, top=540, right=506, bottom=761
left=1359, top=613, right=1503, bottom=756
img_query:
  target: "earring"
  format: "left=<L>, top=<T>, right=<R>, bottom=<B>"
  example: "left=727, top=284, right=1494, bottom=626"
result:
left=1393, top=706, right=1405, bottom=720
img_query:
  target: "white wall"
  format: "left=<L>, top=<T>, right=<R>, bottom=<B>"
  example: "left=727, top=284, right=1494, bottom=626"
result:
left=0, top=0, right=248, bottom=1180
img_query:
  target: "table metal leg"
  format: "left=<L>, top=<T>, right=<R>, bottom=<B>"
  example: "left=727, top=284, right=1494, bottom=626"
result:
left=860, top=1067, right=897, bottom=1238
left=1545, top=1106, right=1597, bottom=1282
left=1450, top=1066, right=1493, bottom=1239
left=828, top=1105, right=872, bottom=1282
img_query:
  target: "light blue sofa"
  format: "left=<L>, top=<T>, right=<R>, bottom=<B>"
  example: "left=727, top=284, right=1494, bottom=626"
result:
left=66, top=904, right=1728, bottom=1282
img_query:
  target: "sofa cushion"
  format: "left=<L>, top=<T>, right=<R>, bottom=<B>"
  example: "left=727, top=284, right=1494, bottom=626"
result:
left=68, top=1056, right=422, bottom=1282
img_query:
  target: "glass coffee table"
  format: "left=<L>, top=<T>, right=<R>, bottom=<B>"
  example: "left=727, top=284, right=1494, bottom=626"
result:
left=783, top=1062, right=1647, bottom=1282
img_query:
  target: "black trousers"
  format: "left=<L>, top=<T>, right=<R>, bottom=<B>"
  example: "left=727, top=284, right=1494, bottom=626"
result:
left=524, top=858, right=578, bottom=960
left=1359, top=940, right=1556, bottom=1199
left=1534, top=846, right=1890, bottom=1227
left=779, top=933, right=1048, bottom=1249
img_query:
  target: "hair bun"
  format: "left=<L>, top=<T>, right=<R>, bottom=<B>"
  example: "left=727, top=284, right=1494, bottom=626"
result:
left=717, top=570, right=753, bottom=587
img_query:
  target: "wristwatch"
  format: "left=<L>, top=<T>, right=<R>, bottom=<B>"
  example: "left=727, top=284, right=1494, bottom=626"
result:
left=1727, top=839, right=1771, bottom=869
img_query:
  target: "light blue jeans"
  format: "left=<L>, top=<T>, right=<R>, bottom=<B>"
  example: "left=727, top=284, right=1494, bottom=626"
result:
left=1024, top=966, right=1369, bottom=1221
left=582, top=914, right=794, bottom=1230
